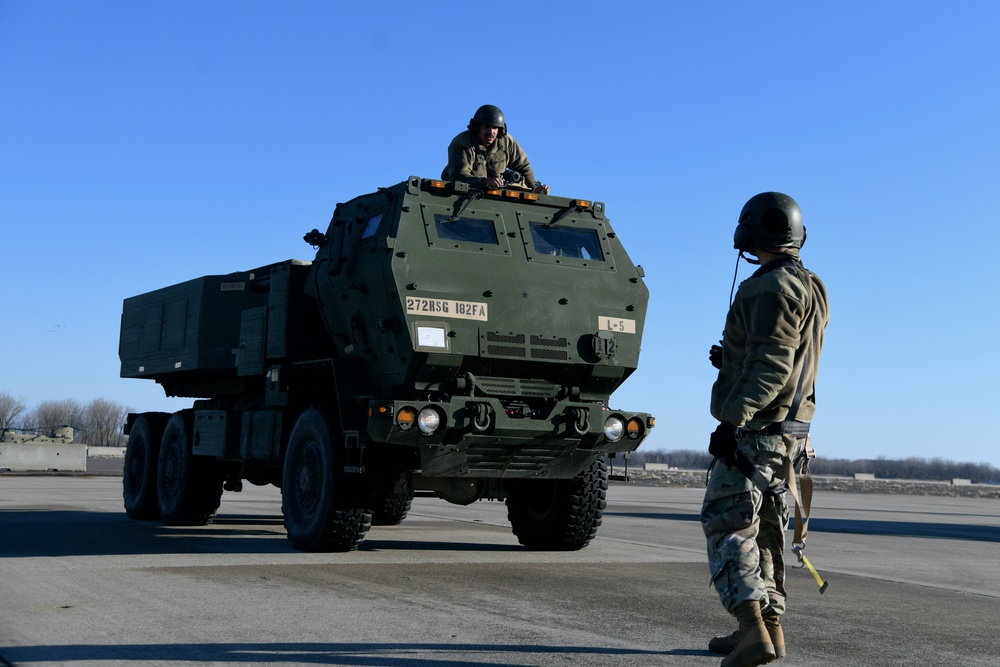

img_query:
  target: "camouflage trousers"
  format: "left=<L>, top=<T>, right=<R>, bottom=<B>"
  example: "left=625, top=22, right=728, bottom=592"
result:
left=701, top=431, right=808, bottom=616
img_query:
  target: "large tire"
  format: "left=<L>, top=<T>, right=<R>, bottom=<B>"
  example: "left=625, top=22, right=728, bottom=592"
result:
left=506, top=458, right=608, bottom=550
left=372, top=481, right=413, bottom=526
left=123, top=413, right=168, bottom=520
left=157, top=413, right=224, bottom=526
left=281, top=408, right=373, bottom=552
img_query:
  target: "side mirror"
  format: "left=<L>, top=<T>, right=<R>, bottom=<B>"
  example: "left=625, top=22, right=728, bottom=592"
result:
left=303, top=229, right=327, bottom=247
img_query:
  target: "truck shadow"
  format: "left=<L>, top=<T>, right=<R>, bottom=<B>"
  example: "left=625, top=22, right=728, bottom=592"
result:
left=0, top=641, right=694, bottom=665
left=0, top=510, right=522, bottom=558
left=0, top=509, right=288, bottom=558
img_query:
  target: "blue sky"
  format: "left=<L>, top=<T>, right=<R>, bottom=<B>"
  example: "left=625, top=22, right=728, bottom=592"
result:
left=2, top=2, right=998, bottom=466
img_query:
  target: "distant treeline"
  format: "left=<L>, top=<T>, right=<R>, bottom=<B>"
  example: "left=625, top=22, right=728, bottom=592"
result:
left=630, top=449, right=1000, bottom=484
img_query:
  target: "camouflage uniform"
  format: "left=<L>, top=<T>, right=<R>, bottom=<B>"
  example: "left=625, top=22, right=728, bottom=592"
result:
left=702, top=256, right=829, bottom=615
left=702, top=431, right=810, bottom=614
left=441, top=130, right=539, bottom=187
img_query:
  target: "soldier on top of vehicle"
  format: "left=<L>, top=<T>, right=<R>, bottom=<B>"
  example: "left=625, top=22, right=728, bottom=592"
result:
left=442, top=104, right=550, bottom=195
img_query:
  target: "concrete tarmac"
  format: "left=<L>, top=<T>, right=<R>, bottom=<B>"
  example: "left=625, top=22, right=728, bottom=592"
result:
left=1, top=476, right=998, bottom=666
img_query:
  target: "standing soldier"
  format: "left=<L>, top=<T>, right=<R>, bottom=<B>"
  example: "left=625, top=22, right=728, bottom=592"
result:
left=442, top=104, right=550, bottom=194
left=702, top=192, right=830, bottom=666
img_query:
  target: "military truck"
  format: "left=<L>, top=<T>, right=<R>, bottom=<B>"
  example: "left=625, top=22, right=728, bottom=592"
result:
left=119, top=176, right=653, bottom=552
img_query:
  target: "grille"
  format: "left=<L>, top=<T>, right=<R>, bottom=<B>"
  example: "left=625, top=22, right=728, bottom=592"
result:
left=477, top=376, right=518, bottom=395
left=531, top=348, right=569, bottom=361
left=483, top=330, right=571, bottom=362
left=487, top=332, right=525, bottom=345
left=465, top=445, right=562, bottom=473
left=476, top=376, right=560, bottom=398
left=487, top=345, right=526, bottom=357
left=519, top=379, right=561, bottom=397
left=531, top=335, right=567, bottom=347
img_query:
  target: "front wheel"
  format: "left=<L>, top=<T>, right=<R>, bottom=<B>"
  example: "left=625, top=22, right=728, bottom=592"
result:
left=506, top=458, right=608, bottom=550
left=281, top=408, right=372, bottom=552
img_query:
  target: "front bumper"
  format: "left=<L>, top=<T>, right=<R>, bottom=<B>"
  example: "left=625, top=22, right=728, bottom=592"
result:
left=367, top=396, right=654, bottom=478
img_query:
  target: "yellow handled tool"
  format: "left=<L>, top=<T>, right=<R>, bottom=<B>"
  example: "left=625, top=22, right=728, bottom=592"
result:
left=792, top=544, right=829, bottom=594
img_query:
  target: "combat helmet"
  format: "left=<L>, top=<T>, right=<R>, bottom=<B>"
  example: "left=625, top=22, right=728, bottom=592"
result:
left=734, top=192, right=807, bottom=252
left=468, top=104, right=507, bottom=136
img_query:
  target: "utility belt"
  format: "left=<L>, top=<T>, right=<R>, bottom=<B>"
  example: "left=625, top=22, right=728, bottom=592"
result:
left=743, top=420, right=811, bottom=438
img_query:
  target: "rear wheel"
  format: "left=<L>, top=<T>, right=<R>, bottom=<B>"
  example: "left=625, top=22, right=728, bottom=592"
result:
left=281, top=408, right=372, bottom=551
left=157, top=412, right=224, bottom=525
left=123, top=413, right=168, bottom=520
left=506, top=458, right=608, bottom=550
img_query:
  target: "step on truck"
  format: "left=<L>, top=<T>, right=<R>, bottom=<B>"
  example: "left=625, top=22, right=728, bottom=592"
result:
left=119, top=176, right=654, bottom=552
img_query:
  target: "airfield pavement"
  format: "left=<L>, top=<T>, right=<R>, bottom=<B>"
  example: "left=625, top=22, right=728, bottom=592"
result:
left=1, top=472, right=998, bottom=666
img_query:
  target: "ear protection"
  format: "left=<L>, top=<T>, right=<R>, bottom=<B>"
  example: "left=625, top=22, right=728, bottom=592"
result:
left=733, top=214, right=754, bottom=252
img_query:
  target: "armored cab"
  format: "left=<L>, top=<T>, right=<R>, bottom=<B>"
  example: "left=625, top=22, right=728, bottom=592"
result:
left=119, top=176, right=654, bottom=551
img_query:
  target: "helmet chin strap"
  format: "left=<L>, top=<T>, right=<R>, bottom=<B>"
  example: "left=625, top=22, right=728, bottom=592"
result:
left=739, top=250, right=760, bottom=266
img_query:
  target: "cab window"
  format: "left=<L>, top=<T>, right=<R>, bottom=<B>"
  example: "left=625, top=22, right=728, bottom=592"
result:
left=434, top=215, right=499, bottom=246
left=361, top=213, right=384, bottom=239
left=529, top=224, right=604, bottom=260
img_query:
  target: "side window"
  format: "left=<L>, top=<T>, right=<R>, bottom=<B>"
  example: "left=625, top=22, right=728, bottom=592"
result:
left=361, top=214, right=384, bottom=239
left=336, top=208, right=387, bottom=274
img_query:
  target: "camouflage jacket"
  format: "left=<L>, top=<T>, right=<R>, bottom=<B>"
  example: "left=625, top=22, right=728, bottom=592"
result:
left=711, top=256, right=830, bottom=429
left=441, top=130, right=538, bottom=186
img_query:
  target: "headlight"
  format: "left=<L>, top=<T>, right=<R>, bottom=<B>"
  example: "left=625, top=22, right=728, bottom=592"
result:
left=603, top=415, right=625, bottom=442
left=417, top=407, right=442, bottom=435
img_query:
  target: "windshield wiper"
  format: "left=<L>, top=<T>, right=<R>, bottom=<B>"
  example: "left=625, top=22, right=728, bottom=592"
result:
left=445, top=190, right=483, bottom=223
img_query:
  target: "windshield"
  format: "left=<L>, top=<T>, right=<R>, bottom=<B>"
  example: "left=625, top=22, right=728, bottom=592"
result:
left=434, top=215, right=499, bottom=245
left=529, top=224, right=604, bottom=260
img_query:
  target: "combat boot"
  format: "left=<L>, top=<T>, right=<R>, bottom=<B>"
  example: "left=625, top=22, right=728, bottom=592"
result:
left=708, top=628, right=741, bottom=654
left=763, top=612, right=785, bottom=659
left=719, top=600, right=775, bottom=667
left=709, top=613, right=785, bottom=659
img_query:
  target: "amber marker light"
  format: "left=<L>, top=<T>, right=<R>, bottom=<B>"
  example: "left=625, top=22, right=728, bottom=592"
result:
left=428, top=180, right=447, bottom=189
left=522, top=192, right=538, bottom=201
left=626, top=418, right=643, bottom=440
left=571, top=200, right=591, bottom=209
left=396, top=407, right=416, bottom=430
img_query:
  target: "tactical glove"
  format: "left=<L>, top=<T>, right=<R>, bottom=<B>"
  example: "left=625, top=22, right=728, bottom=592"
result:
left=709, top=341, right=723, bottom=369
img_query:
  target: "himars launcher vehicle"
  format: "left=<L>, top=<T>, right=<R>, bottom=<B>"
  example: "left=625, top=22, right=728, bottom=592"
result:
left=119, top=176, right=654, bottom=552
